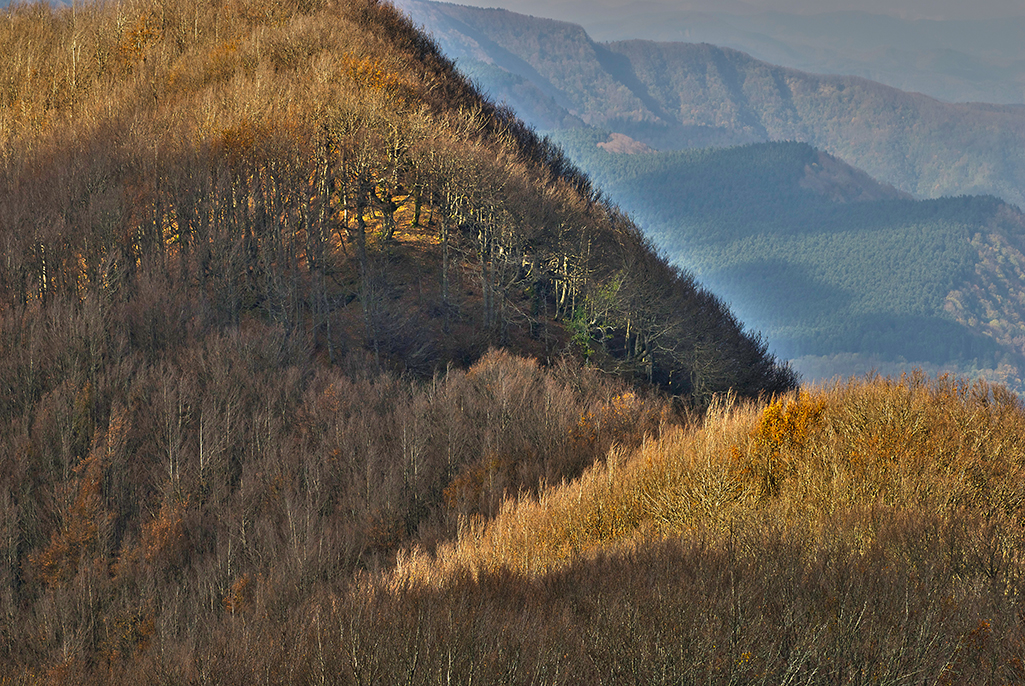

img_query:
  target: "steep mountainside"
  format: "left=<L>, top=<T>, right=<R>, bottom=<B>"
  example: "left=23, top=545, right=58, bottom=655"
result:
left=0, top=0, right=801, bottom=681
left=395, top=0, right=1025, bottom=208
left=0, top=0, right=793, bottom=398
left=7, top=2, right=1025, bottom=683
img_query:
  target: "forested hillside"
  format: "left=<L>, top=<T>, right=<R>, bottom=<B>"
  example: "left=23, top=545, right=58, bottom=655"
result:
left=553, top=132, right=1025, bottom=390
left=6, top=1, right=1025, bottom=683
left=0, top=0, right=803, bottom=681
left=394, top=0, right=1025, bottom=209
left=349, top=374, right=1025, bottom=683
left=0, top=0, right=795, bottom=394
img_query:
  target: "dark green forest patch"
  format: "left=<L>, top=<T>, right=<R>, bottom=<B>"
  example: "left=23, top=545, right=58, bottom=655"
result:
left=552, top=131, right=1025, bottom=385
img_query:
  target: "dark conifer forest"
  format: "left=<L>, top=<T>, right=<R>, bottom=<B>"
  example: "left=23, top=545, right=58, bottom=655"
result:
left=2, top=1, right=1025, bottom=684
left=552, top=132, right=1025, bottom=389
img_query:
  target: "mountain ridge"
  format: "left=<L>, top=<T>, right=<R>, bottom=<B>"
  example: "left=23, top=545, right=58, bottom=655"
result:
left=395, top=0, right=1025, bottom=209
left=405, top=1, right=1025, bottom=105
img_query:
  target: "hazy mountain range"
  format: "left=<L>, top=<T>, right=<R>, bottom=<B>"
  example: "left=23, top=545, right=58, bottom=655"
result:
left=448, top=0, right=1025, bottom=22
left=429, top=0, right=1025, bottom=105
left=586, top=10, right=1025, bottom=106
left=395, top=0, right=1025, bottom=210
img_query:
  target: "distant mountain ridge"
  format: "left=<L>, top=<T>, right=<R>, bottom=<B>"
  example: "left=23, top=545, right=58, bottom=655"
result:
left=545, top=7, right=1025, bottom=106
left=395, top=0, right=1025, bottom=209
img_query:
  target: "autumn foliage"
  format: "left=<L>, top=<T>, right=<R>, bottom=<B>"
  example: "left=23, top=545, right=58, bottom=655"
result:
left=7, top=0, right=1014, bottom=683
left=372, top=374, right=1025, bottom=684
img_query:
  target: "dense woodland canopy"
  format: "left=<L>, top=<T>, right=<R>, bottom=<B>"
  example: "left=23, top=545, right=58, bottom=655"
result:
left=0, top=0, right=803, bottom=681
left=0, top=0, right=792, bottom=397
left=6, top=0, right=1025, bottom=682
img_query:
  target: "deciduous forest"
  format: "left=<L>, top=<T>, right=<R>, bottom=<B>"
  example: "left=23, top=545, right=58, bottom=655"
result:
left=1, top=0, right=1024, bottom=684
left=0, top=0, right=795, bottom=680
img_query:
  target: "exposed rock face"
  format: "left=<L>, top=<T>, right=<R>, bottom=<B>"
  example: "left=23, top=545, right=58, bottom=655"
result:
left=597, top=132, right=656, bottom=154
